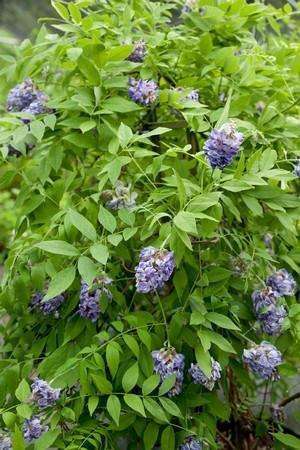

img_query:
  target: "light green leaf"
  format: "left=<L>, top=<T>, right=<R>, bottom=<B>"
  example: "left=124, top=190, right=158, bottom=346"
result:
left=161, top=426, right=175, bottom=450
left=159, top=397, right=183, bottom=418
left=35, top=240, right=79, bottom=256
left=107, top=395, right=121, bottom=426
left=142, top=374, right=160, bottom=396
left=206, top=312, right=240, bottom=331
left=173, top=211, right=197, bottom=235
left=77, top=256, right=98, bottom=286
left=124, top=394, right=146, bottom=417
left=15, top=379, right=31, bottom=403
left=274, top=432, right=300, bottom=448
left=90, top=243, right=109, bottom=264
left=43, top=266, right=75, bottom=301
left=88, top=396, right=99, bottom=416
left=122, top=362, right=139, bottom=392
left=98, top=206, right=117, bottom=233
left=106, top=343, right=120, bottom=378
left=68, top=209, right=97, bottom=241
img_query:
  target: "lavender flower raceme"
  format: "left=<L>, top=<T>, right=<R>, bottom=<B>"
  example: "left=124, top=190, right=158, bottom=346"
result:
left=243, top=342, right=282, bottom=380
left=0, top=434, right=12, bottom=450
left=102, top=181, right=137, bottom=211
left=31, top=378, right=60, bottom=408
left=6, top=78, right=49, bottom=119
left=127, top=40, right=147, bottom=62
left=252, top=287, right=279, bottom=316
left=135, top=247, right=175, bottom=294
left=266, top=269, right=296, bottom=296
left=259, top=305, right=287, bottom=336
left=204, top=122, right=244, bottom=169
left=182, top=0, right=197, bottom=14
left=180, top=436, right=203, bottom=450
left=294, top=161, right=300, bottom=177
left=31, top=291, right=65, bottom=317
left=128, top=78, right=158, bottom=106
left=23, top=417, right=48, bottom=442
left=152, top=347, right=185, bottom=397
left=187, top=90, right=199, bottom=102
left=189, top=358, right=221, bottom=390
left=78, top=281, right=100, bottom=322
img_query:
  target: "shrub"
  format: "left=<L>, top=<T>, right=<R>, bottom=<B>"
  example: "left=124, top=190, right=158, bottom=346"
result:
left=0, top=1, right=299, bottom=449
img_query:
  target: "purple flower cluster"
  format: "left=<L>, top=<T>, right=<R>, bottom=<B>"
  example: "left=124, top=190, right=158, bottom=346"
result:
left=127, top=40, right=147, bottom=62
left=243, top=341, right=282, bottom=380
left=23, top=416, right=48, bottom=442
left=180, top=436, right=203, bottom=450
left=6, top=78, right=49, bottom=119
left=102, top=181, right=137, bottom=211
left=294, top=161, right=300, bottom=177
left=0, top=434, right=12, bottom=450
left=135, top=247, right=175, bottom=294
left=189, top=358, right=222, bottom=391
left=31, top=291, right=65, bottom=317
left=31, top=378, right=60, bottom=409
left=204, top=122, right=244, bottom=169
left=78, top=281, right=100, bottom=322
left=266, top=269, right=296, bottom=296
left=182, top=0, right=197, bottom=13
left=187, top=90, right=199, bottom=102
left=152, top=347, right=185, bottom=397
left=128, top=78, right=158, bottom=106
left=78, top=277, right=112, bottom=322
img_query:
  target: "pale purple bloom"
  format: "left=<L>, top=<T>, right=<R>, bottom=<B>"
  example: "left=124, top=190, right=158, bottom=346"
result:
left=78, top=281, right=100, bottom=322
left=255, top=101, right=265, bottom=113
left=263, top=233, right=273, bottom=249
left=152, top=347, right=185, bottom=397
left=127, top=40, right=147, bottom=63
left=243, top=342, right=282, bottom=380
left=187, top=90, right=199, bottom=102
left=293, top=161, right=300, bottom=177
left=31, top=378, right=60, bottom=408
left=271, top=404, right=286, bottom=423
left=204, top=122, right=243, bottom=169
left=135, top=247, right=175, bottom=293
left=6, top=78, right=49, bottom=120
left=252, top=287, right=279, bottom=316
left=31, top=291, right=65, bottom=317
left=128, top=78, right=158, bottom=106
left=266, top=269, right=296, bottom=296
left=0, top=435, right=12, bottom=450
left=23, top=417, right=48, bottom=442
left=259, top=305, right=287, bottom=336
left=180, top=436, right=203, bottom=450
left=103, top=181, right=137, bottom=211
left=189, top=358, right=221, bottom=390
left=182, top=0, right=197, bottom=13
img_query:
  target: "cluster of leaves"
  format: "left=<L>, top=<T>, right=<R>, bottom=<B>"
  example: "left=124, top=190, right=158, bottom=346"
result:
left=0, top=0, right=299, bottom=449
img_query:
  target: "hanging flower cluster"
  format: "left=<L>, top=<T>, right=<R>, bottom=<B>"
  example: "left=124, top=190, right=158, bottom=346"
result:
left=243, top=341, right=282, bottom=380
left=31, top=291, right=65, bottom=317
left=252, top=269, right=295, bottom=335
left=293, top=160, right=300, bottom=177
left=135, top=247, right=175, bottom=293
left=0, top=434, right=12, bottom=450
left=78, top=277, right=112, bottom=322
left=203, top=122, right=244, bottom=169
left=31, top=378, right=60, bottom=409
left=189, top=358, right=222, bottom=391
left=128, top=78, right=158, bottom=105
left=6, top=78, right=49, bottom=119
left=102, top=181, right=137, bottom=211
left=127, top=40, right=147, bottom=63
left=23, top=416, right=48, bottom=443
left=180, top=436, right=203, bottom=450
left=152, top=347, right=185, bottom=397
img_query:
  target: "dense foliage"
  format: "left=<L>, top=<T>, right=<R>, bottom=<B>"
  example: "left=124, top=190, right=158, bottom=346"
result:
left=0, top=1, right=299, bottom=449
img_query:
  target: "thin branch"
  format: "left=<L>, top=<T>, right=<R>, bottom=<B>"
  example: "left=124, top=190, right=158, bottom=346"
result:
left=280, top=392, right=300, bottom=408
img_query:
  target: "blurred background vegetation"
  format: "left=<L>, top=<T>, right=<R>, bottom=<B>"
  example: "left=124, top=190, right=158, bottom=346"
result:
left=0, top=0, right=296, bottom=40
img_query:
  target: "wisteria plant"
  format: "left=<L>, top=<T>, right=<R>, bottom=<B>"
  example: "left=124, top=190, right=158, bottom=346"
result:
left=0, top=0, right=300, bottom=449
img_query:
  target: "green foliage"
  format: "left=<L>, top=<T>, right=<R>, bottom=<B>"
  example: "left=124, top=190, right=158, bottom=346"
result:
left=0, top=0, right=299, bottom=449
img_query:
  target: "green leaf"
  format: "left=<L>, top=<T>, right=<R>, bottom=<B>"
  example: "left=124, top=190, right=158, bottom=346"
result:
left=91, top=374, right=112, bottom=394
left=122, top=362, right=139, bottom=392
left=98, top=206, right=117, bottom=233
left=107, top=395, right=121, bottom=426
left=90, top=243, right=109, bottom=264
left=68, top=209, right=97, bottom=241
left=206, top=312, right=240, bottom=330
left=144, top=398, right=168, bottom=422
left=158, top=374, right=176, bottom=396
left=123, top=335, right=140, bottom=357
left=173, top=211, right=197, bottom=235
left=216, top=88, right=232, bottom=128
left=106, top=343, right=120, bottom=378
left=30, top=120, right=45, bottom=141
left=159, top=397, right=183, bottom=418
left=143, top=422, right=159, bottom=450
left=102, top=96, right=141, bottom=113
left=79, top=120, right=97, bottom=133
left=15, top=379, right=31, bottom=402
left=204, top=330, right=236, bottom=354
left=142, top=374, right=160, bottom=396
left=88, top=396, right=99, bottom=416
left=3, top=412, right=16, bottom=428
left=161, top=426, right=175, bottom=450
left=16, top=404, right=32, bottom=419
left=43, top=266, right=75, bottom=301
left=124, top=394, right=146, bottom=417
left=35, top=430, right=60, bottom=450
left=77, top=256, right=98, bottom=286
left=51, top=1, right=70, bottom=20
left=35, top=240, right=79, bottom=256
left=195, top=345, right=211, bottom=378
left=274, top=432, right=300, bottom=448
left=12, top=425, right=25, bottom=450
left=118, top=123, right=133, bottom=148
